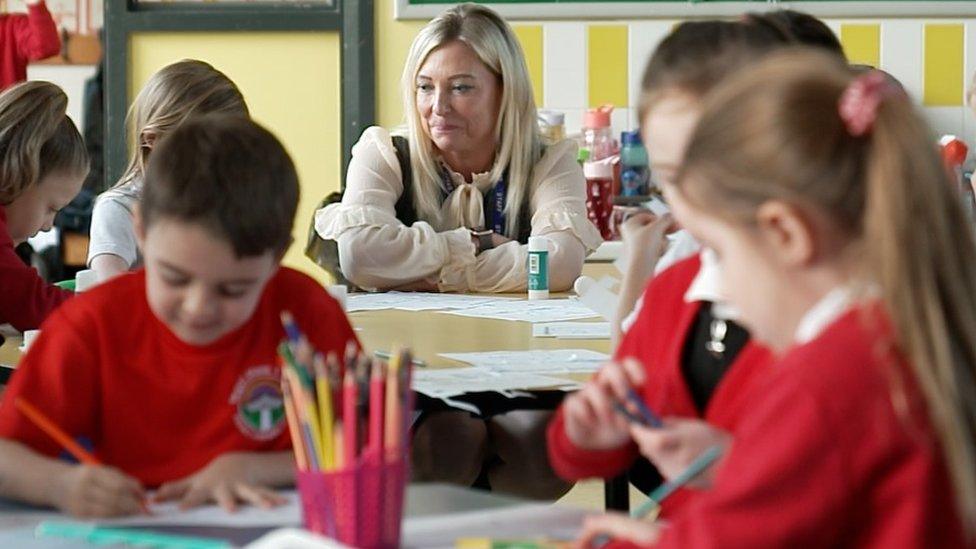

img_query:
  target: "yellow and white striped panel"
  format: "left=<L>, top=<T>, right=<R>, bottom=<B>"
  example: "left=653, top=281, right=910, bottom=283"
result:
left=511, top=18, right=976, bottom=146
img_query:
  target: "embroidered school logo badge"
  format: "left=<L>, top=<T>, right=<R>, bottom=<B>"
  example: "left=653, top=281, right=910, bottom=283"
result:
left=230, top=365, right=286, bottom=441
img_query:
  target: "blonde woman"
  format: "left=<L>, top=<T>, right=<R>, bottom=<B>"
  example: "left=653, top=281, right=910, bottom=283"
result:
left=87, top=60, right=248, bottom=282
left=316, top=4, right=598, bottom=498
left=315, top=3, right=601, bottom=293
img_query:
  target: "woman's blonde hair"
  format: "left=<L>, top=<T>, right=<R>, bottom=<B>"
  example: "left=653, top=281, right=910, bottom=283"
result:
left=117, top=59, right=248, bottom=188
left=677, top=49, right=976, bottom=535
left=0, top=81, right=88, bottom=205
left=399, top=3, right=540, bottom=236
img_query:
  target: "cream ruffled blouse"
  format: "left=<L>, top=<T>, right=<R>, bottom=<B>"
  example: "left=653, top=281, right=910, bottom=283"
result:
left=315, top=126, right=603, bottom=293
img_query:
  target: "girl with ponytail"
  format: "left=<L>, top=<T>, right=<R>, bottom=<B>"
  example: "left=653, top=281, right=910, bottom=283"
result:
left=578, top=49, right=973, bottom=548
left=0, top=81, right=88, bottom=331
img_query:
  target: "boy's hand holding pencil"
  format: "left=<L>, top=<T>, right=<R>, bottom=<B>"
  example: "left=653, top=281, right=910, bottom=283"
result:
left=12, top=397, right=149, bottom=518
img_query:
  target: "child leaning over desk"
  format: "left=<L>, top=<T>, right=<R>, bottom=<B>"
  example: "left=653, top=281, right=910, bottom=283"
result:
left=0, top=116, right=359, bottom=518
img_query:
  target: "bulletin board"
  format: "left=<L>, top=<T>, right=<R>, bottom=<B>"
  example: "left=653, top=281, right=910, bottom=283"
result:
left=1, top=0, right=102, bottom=34
left=396, top=0, right=976, bottom=19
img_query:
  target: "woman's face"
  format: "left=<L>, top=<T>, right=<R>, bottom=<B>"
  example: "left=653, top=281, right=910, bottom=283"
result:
left=415, top=40, right=502, bottom=159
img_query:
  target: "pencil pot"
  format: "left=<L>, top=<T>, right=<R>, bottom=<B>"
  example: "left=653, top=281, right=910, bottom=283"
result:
left=296, top=455, right=408, bottom=549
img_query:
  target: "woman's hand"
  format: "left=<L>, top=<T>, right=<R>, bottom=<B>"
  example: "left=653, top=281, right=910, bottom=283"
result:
left=389, top=277, right=440, bottom=292
left=629, top=418, right=731, bottom=489
left=575, top=512, right=665, bottom=548
left=153, top=453, right=287, bottom=512
left=562, top=359, right=646, bottom=451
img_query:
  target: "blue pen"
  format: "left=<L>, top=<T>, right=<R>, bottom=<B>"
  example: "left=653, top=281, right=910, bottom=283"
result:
left=626, top=389, right=664, bottom=428
left=612, top=389, right=663, bottom=428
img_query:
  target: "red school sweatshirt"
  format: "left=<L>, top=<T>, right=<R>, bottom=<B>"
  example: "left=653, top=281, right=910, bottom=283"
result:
left=641, top=307, right=968, bottom=548
left=547, top=255, right=774, bottom=518
left=0, top=1, right=60, bottom=90
left=0, top=205, right=71, bottom=331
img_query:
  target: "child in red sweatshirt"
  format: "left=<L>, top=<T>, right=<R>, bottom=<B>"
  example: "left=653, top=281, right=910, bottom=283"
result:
left=0, top=0, right=60, bottom=90
left=577, top=50, right=973, bottom=549
left=0, top=116, right=359, bottom=518
left=547, top=20, right=789, bottom=516
left=0, top=80, right=86, bottom=331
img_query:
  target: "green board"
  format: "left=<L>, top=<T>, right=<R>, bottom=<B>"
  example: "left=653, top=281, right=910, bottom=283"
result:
left=396, top=0, right=976, bottom=19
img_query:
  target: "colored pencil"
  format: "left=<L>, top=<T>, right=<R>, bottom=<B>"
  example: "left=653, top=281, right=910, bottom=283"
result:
left=14, top=398, right=99, bottom=466
left=384, top=349, right=402, bottom=457
left=342, top=369, right=358, bottom=466
left=314, top=353, right=335, bottom=471
left=632, top=445, right=724, bottom=519
left=280, top=376, right=309, bottom=471
left=284, top=367, right=321, bottom=471
left=368, top=358, right=385, bottom=460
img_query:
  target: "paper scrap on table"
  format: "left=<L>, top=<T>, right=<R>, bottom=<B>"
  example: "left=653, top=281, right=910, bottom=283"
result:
left=440, top=349, right=609, bottom=374
left=412, top=368, right=579, bottom=400
left=403, top=503, right=588, bottom=548
left=438, top=298, right=600, bottom=323
left=345, top=292, right=516, bottom=313
left=97, top=492, right=301, bottom=528
left=533, top=322, right=611, bottom=340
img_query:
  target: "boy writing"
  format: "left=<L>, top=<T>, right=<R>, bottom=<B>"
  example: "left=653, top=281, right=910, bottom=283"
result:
left=0, top=116, right=358, bottom=517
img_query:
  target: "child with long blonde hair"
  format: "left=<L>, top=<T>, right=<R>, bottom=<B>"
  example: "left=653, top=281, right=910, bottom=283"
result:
left=87, top=59, right=248, bottom=282
left=578, top=49, right=974, bottom=547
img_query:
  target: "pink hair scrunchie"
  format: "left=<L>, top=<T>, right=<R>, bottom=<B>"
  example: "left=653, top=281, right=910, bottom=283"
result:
left=838, top=71, right=903, bottom=137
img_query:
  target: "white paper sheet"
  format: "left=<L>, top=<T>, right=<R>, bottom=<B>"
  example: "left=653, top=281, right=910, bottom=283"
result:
left=96, top=492, right=302, bottom=528
left=439, top=349, right=609, bottom=374
left=438, top=299, right=600, bottom=323
left=533, top=322, right=611, bottom=340
left=412, top=368, right=579, bottom=399
left=346, top=292, right=515, bottom=313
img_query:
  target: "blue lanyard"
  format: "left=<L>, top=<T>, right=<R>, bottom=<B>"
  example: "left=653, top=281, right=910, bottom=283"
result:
left=440, top=169, right=508, bottom=236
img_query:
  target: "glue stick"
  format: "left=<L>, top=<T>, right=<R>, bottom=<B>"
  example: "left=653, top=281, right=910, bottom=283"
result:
left=527, top=236, right=550, bottom=300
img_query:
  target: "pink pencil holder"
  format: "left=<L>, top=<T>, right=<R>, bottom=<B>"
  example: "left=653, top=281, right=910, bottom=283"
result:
left=296, top=456, right=408, bottom=549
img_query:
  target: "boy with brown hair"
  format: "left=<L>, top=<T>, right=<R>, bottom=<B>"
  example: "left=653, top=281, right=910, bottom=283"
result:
left=0, top=116, right=358, bottom=517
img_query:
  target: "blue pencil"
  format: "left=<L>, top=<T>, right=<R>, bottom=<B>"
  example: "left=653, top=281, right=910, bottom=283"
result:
left=632, top=445, right=724, bottom=518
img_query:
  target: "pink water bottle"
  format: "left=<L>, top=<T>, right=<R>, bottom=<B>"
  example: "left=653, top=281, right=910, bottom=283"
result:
left=581, top=104, right=618, bottom=162
left=584, top=160, right=614, bottom=240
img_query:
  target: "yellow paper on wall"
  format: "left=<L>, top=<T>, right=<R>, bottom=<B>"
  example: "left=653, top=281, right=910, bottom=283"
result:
left=924, top=24, right=964, bottom=106
left=588, top=25, right=628, bottom=108
left=841, top=24, right=880, bottom=68
left=513, top=25, right=544, bottom=107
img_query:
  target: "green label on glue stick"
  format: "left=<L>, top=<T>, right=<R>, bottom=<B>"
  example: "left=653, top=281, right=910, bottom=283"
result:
left=528, top=250, right=549, bottom=291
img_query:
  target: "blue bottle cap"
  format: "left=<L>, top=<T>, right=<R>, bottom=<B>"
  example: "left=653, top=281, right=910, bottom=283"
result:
left=621, top=130, right=642, bottom=146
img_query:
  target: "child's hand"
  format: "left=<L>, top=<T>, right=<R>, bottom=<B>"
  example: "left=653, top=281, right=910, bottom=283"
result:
left=56, top=464, right=146, bottom=518
left=629, top=418, right=731, bottom=488
left=563, top=359, right=646, bottom=451
left=574, top=512, right=664, bottom=548
left=153, top=453, right=286, bottom=512
left=620, top=212, right=674, bottom=273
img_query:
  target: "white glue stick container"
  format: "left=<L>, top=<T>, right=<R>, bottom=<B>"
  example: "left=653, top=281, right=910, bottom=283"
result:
left=528, top=235, right=550, bottom=300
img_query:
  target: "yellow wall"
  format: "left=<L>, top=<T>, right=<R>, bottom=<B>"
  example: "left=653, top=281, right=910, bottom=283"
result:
left=129, top=32, right=341, bottom=283
left=376, top=0, right=425, bottom=128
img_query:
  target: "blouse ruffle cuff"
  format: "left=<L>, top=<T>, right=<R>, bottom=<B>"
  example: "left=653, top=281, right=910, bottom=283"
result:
left=314, top=202, right=397, bottom=240
left=533, top=202, right=604, bottom=253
